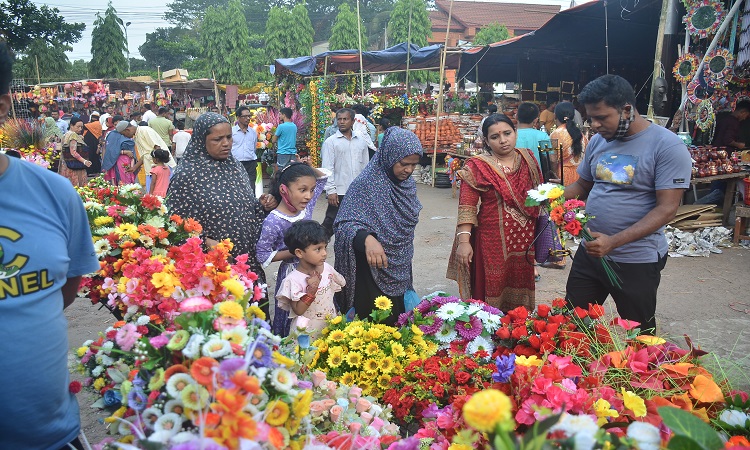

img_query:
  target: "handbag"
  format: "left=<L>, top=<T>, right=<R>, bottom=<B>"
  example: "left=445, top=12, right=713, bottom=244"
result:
left=534, top=213, right=563, bottom=264
left=62, top=142, right=87, bottom=170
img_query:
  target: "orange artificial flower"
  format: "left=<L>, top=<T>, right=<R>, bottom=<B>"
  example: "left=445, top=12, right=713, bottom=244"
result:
left=726, top=436, right=750, bottom=448
left=164, top=364, right=189, bottom=381
left=550, top=206, right=565, bottom=225
left=113, top=320, right=126, bottom=328
left=191, top=357, right=219, bottom=387
left=169, top=214, right=184, bottom=225
left=229, top=371, right=261, bottom=395
left=183, top=218, right=203, bottom=233
left=689, top=374, right=724, bottom=404
left=268, top=426, right=285, bottom=449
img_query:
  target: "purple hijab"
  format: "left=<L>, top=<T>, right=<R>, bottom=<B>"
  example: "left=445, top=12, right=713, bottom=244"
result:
left=334, top=127, right=423, bottom=310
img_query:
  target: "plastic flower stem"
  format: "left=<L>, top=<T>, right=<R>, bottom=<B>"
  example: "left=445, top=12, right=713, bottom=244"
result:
left=580, top=229, right=623, bottom=290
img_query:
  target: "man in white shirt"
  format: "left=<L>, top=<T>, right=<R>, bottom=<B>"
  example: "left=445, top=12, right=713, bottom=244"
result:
left=321, top=107, right=370, bottom=237
left=173, top=121, right=191, bottom=163
left=142, top=103, right=157, bottom=123
left=231, top=106, right=258, bottom=185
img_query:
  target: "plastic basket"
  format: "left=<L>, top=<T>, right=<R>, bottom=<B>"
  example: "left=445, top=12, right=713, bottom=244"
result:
left=744, top=178, right=750, bottom=206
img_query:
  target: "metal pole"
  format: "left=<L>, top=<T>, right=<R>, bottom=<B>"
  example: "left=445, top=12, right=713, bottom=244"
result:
left=604, top=0, right=610, bottom=74
left=647, top=0, right=669, bottom=119
left=406, top=2, right=413, bottom=95
left=356, top=0, right=365, bottom=95
left=431, top=0, right=454, bottom=187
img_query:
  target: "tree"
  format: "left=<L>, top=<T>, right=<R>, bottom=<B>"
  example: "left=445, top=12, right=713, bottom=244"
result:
left=89, top=2, right=127, bottom=78
left=139, top=27, right=200, bottom=70
left=201, top=0, right=253, bottom=84
left=473, top=22, right=510, bottom=46
left=291, top=3, right=314, bottom=57
left=70, top=60, right=89, bottom=79
left=15, top=39, right=71, bottom=83
left=0, top=0, right=84, bottom=51
left=265, top=6, right=289, bottom=62
left=385, top=0, right=432, bottom=84
left=329, top=3, right=367, bottom=51
left=265, top=4, right=314, bottom=61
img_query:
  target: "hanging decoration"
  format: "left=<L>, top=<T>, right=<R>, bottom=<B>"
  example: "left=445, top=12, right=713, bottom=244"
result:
left=712, top=88, right=736, bottom=112
left=687, top=76, right=716, bottom=104
left=305, top=78, right=327, bottom=166
left=673, top=53, right=700, bottom=83
left=735, top=0, right=750, bottom=74
left=695, top=99, right=715, bottom=135
left=703, top=48, right=734, bottom=86
left=685, top=0, right=725, bottom=39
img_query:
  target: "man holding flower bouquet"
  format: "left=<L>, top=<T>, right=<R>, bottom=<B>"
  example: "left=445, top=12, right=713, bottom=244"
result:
left=563, top=75, right=692, bottom=332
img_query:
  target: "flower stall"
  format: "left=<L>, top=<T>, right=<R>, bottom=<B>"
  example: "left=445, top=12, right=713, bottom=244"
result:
left=0, top=118, right=61, bottom=170
left=70, top=177, right=750, bottom=449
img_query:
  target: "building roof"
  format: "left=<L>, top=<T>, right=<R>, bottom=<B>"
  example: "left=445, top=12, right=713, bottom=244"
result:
left=432, top=0, right=560, bottom=31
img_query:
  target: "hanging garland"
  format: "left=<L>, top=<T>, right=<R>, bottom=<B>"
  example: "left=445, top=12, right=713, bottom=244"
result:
left=695, top=99, right=716, bottom=136
left=703, top=48, right=734, bottom=86
left=684, top=0, right=725, bottom=39
left=673, top=53, right=700, bottom=83
left=305, top=79, right=327, bottom=166
left=687, top=77, right=716, bottom=104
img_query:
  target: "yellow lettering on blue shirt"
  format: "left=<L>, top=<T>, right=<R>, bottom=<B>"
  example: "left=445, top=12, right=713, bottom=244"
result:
left=0, top=270, right=54, bottom=300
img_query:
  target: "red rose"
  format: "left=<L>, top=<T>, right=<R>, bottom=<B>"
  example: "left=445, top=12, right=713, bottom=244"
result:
left=137, top=325, right=149, bottom=335
left=511, top=326, right=528, bottom=340
left=545, top=323, right=560, bottom=336
left=437, top=371, right=451, bottom=384
left=573, top=306, right=589, bottom=319
left=548, top=315, right=567, bottom=325
left=588, top=303, right=605, bottom=319
left=68, top=381, right=82, bottom=394
left=455, top=371, right=471, bottom=384
left=533, top=320, right=547, bottom=334
left=528, top=335, right=541, bottom=349
left=552, top=298, right=566, bottom=308
left=496, top=326, right=511, bottom=340
left=536, top=304, right=551, bottom=317
left=507, top=306, right=529, bottom=321
left=431, top=384, right=445, bottom=398
left=564, top=220, right=582, bottom=236
left=539, top=338, right=556, bottom=353
left=106, top=330, right=117, bottom=340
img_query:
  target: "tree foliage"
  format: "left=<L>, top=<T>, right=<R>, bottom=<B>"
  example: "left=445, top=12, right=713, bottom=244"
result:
left=291, top=3, right=314, bottom=57
left=265, top=4, right=314, bottom=61
left=384, top=0, right=432, bottom=84
left=89, top=2, right=127, bottom=78
left=473, top=22, right=510, bottom=46
left=265, top=7, right=289, bottom=63
left=201, top=0, right=253, bottom=84
left=329, top=3, right=367, bottom=51
left=15, top=39, right=71, bottom=83
left=139, top=27, right=200, bottom=70
left=70, top=60, right=89, bottom=80
left=0, top=0, right=85, bottom=51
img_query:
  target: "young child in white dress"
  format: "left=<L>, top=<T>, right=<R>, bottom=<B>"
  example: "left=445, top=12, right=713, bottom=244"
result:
left=276, top=220, right=345, bottom=338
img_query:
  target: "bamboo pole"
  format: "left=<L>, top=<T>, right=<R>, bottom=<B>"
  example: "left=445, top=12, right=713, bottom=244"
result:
left=406, top=2, right=413, bottom=95
left=212, top=71, right=221, bottom=112
left=35, top=55, right=41, bottom=85
left=646, top=0, right=670, bottom=119
left=356, top=0, right=365, bottom=95
left=431, top=0, right=454, bottom=187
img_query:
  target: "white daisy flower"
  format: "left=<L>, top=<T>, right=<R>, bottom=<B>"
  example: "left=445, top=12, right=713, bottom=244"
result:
left=163, top=399, right=185, bottom=415
left=483, top=315, right=502, bottom=333
left=91, top=365, right=104, bottom=377
left=626, top=422, right=661, bottom=450
left=258, top=327, right=282, bottom=345
left=466, top=336, right=494, bottom=355
left=145, top=216, right=165, bottom=229
left=159, top=238, right=170, bottom=246
left=465, top=303, right=483, bottom=315
left=136, top=315, right=151, bottom=326
left=117, top=415, right=139, bottom=435
left=122, top=206, right=137, bottom=217
left=138, top=235, right=155, bottom=248
left=181, top=334, right=205, bottom=359
left=435, top=322, right=458, bottom=343
left=166, top=373, right=195, bottom=399
left=551, top=413, right=599, bottom=440
left=222, top=328, right=249, bottom=345
left=141, top=407, right=162, bottom=429
left=202, top=338, right=232, bottom=358
left=436, top=303, right=466, bottom=321
left=153, top=413, right=182, bottom=436
left=270, top=368, right=295, bottom=393
left=100, top=341, right=114, bottom=354
left=170, top=431, right=196, bottom=444
left=152, top=248, right=168, bottom=257
left=475, top=310, right=490, bottom=321
left=158, top=204, right=168, bottom=215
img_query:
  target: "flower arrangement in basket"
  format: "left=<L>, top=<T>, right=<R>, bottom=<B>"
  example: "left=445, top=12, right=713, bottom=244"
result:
left=526, top=183, right=622, bottom=288
left=309, top=297, right=437, bottom=397
left=0, top=118, right=60, bottom=168
left=396, top=295, right=503, bottom=356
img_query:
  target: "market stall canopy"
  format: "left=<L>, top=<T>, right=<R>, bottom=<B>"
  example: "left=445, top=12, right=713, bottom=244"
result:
left=105, top=78, right=218, bottom=92
left=275, top=42, right=461, bottom=76
left=458, top=0, right=662, bottom=83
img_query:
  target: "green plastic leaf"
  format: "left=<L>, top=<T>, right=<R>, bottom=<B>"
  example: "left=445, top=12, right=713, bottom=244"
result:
left=667, top=435, right=706, bottom=450
left=658, top=406, right=724, bottom=450
left=521, top=413, right=563, bottom=450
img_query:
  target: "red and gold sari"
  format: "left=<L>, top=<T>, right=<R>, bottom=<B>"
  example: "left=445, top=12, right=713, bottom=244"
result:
left=447, top=149, right=541, bottom=311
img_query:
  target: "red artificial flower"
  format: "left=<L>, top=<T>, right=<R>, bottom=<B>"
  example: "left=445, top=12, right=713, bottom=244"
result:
left=550, top=205, right=565, bottom=225
left=496, top=326, right=511, bottom=340
left=455, top=371, right=471, bottom=384
left=573, top=306, right=589, bottom=319
left=507, top=306, right=529, bottom=321
left=533, top=320, right=547, bottom=334
left=511, top=326, right=528, bottom=340
left=68, top=381, right=82, bottom=394
left=536, top=304, right=551, bottom=318
left=552, top=298, right=566, bottom=308
left=564, top=220, right=583, bottom=236
left=140, top=194, right=162, bottom=210
left=588, top=303, right=605, bottom=319
left=610, top=317, right=640, bottom=331
left=528, top=335, right=541, bottom=349
left=437, top=371, right=451, bottom=384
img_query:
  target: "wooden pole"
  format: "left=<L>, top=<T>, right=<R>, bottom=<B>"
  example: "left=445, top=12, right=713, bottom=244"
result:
left=324, top=56, right=329, bottom=78
left=34, top=56, right=42, bottom=85
left=406, top=2, right=413, bottom=95
left=356, top=0, right=365, bottom=95
left=431, top=0, right=454, bottom=187
left=646, top=0, right=670, bottom=119
left=212, top=71, right=221, bottom=111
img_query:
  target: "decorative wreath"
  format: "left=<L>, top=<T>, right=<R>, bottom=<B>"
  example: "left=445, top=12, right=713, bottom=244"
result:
left=695, top=99, right=715, bottom=132
left=685, top=0, right=725, bottom=39
left=735, top=90, right=750, bottom=106
left=712, top=88, right=736, bottom=112
left=687, top=77, right=716, bottom=104
left=703, top=48, right=734, bottom=86
left=673, top=53, right=700, bottom=83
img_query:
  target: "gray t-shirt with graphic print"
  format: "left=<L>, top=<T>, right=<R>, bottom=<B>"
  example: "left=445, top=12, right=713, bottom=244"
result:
left=577, top=123, right=692, bottom=263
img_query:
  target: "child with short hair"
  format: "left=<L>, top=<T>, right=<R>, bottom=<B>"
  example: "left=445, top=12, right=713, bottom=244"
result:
left=149, top=148, right=171, bottom=197
left=276, top=220, right=344, bottom=338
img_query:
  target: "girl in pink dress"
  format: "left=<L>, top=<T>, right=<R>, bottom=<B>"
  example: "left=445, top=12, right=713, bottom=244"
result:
left=148, top=148, right=172, bottom=197
left=276, top=220, right=344, bottom=338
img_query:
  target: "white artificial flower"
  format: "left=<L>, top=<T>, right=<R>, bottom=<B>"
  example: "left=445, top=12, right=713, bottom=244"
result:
left=483, top=314, right=502, bottom=333
left=141, top=407, right=162, bottom=430
left=163, top=399, right=184, bottom=415
left=97, top=354, right=115, bottom=366
left=136, top=315, right=151, bottom=326
left=93, top=240, right=112, bottom=257
left=202, top=338, right=232, bottom=358
left=169, top=431, right=195, bottom=444
left=137, top=235, right=155, bottom=248
left=181, top=334, right=205, bottom=359
left=475, top=310, right=490, bottom=321
left=527, top=188, right=548, bottom=202
left=159, top=204, right=168, bottom=215
left=436, top=302, right=466, bottom=321
left=465, top=303, right=483, bottom=315
left=153, top=413, right=182, bottom=436
left=83, top=339, right=94, bottom=347
left=466, top=336, right=494, bottom=355
left=92, top=365, right=104, bottom=377
left=576, top=212, right=585, bottom=219
left=101, top=341, right=114, bottom=354
left=145, top=216, right=166, bottom=229
left=117, top=415, right=139, bottom=436
left=435, top=322, right=458, bottom=343
left=626, top=421, right=661, bottom=450
left=270, top=368, right=295, bottom=393
left=166, top=374, right=196, bottom=399
left=719, top=409, right=749, bottom=427
left=258, top=327, right=282, bottom=345
left=122, top=206, right=137, bottom=217
left=551, top=414, right=599, bottom=450
left=146, top=430, right=173, bottom=443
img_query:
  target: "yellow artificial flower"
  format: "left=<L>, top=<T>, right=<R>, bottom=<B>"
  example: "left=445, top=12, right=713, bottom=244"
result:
left=392, top=331, right=402, bottom=339
left=316, top=340, right=329, bottom=353
left=365, top=342, right=380, bottom=354
left=345, top=352, right=363, bottom=367
left=246, top=304, right=266, bottom=320
left=546, top=186, right=565, bottom=200
left=363, top=358, right=379, bottom=374
left=377, top=374, right=391, bottom=389
left=349, top=338, right=365, bottom=351
left=151, top=271, right=178, bottom=297
left=347, top=325, right=364, bottom=338
left=273, top=351, right=295, bottom=368
left=368, top=328, right=383, bottom=340
left=217, top=301, right=244, bottom=320
left=293, top=390, right=312, bottom=418
left=330, top=316, right=343, bottom=325
left=329, top=330, right=346, bottom=342
left=93, top=216, right=114, bottom=227
left=622, top=388, right=647, bottom=417
left=266, top=400, right=291, bottom=426
left=515, top=355, right=544, bottom=367
left=327, top=350, right=344, bottom=368
left=115, top=223, right=139, bottom=239
left=93, top=377, right=106, bottom=390
left=411, top=324, right=424, bottom=336
left=374, top=296, right=392, bottom=310
left=635, top=335, right=666, bottom=346
left=449, top=445, right=473, bottom=450
left=104, top=406, right=128, bottom=423
left=221, top=278, right=246, bottom=299
left=321, top=328, right=329, bottom=336
left=390, top=342, right=405, bottom=358
left=341, top=372, right=356, bottom=386
left=380, top=357, right=395, bottom=373
left=594, top=399, right=619, bottom=426
left=76, top=346, right=88, bottom=357
left=463, top=389, right=513, bottom=432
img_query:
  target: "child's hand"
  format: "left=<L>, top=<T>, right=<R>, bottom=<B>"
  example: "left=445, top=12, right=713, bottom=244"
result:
left=305, top=271, right=322, bottom=295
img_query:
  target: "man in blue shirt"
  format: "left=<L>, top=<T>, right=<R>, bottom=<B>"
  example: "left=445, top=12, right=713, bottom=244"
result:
left=515, top=102, right=550, bottom=166
left=0, top=41, right=101, bottom=450
left=51, top=108, right=68, bottom=134
left=232, top=105, right=259, bottom=186
left=272, top=107, right=298, bottom=172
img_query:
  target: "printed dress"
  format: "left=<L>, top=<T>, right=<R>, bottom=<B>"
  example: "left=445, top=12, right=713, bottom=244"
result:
left=256, top=172, right=329, bottom=336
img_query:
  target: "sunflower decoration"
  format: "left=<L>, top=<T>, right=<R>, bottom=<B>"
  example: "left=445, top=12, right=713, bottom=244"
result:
left=685, top=0, right=725, bottom=39
left=695, top=99, right=715, bottom=132
left=673, top=53, right=700, bottom=83
left=703, top=48, right=734, bottom=86
left=687, top=77, right=716, bottom=104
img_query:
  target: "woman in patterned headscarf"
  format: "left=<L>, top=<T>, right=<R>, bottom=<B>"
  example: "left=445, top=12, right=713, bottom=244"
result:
left=334, top=127, right=423, bottom=325
left=167, top=113, right=277, bottom=305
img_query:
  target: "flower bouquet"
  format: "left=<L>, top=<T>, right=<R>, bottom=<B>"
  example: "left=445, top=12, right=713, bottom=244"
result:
left=310, top=299, right=437, bottom=397
left=396, top=295, right=503, bottom=356
left=526, top=183, right=622, bottom=289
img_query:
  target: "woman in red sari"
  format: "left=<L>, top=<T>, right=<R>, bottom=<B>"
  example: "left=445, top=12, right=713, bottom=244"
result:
left=447, top=114, right=541, bottom=311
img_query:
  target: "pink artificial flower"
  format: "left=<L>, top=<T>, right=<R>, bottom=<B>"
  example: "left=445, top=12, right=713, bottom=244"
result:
left=179, top=296, right=213, bottom=313
left=349, top=422, right=362, bottom=434
left=115, top=323, right=141, bottom=351
left=348, top=386, right=363, bottom=400
left=370, top=416, right=385, bottom=431
left=309, top=401, right=329, bottom=417
left=149, top=335, right=170, bottom=349
left=356, top=398, right=372, bottom=413
left=330, top=405, right=344, bottom=422
left=311, top=370, right=327, bottom=387
left=213, top=316, right=246, bottom=331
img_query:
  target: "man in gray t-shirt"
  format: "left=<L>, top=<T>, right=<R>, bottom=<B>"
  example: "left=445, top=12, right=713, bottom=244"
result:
left=563, top=75, right=692, bottom=332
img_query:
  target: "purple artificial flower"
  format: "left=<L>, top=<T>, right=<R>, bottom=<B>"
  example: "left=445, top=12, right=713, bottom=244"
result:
left=149, top=334, right=170, bottom=349
left=219, top=357, right=247, bottom=374
left=422, top=403, right=441, bottom=419
left=396, top=312, right=412, bottom=327
left=564, top=211, right=576, bottom=222
left=127, top=387, right=148, bottom=412
left=252, top=318, right=270, bottom=330
left=297, top=380, right=313, bottom=390
left=171, top=439, right=228, bottom=450
left=432, top=296, right=456, bottom=306
left=418, top=312, right=444, bottom=335
left=492, top=354, right=516, bottom=383
left=483, top=304, right=503, bottom=315
left=416, top=300, right=432, bottom=314
left=455, top=315, right=483, bottom=340
left=248, top=340, right=274, bottom=368
left=387, top=436, right=420, bottom=450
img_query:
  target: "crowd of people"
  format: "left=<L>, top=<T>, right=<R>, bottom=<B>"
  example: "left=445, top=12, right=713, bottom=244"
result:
left=1, top=35, right=693, bottom=449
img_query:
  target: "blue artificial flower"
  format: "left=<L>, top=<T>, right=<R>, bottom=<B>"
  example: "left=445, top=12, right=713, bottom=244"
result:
left=492, top=354, right=516, bottom=383
left=103, top=389, right=123, bottom=407
left=252, top=318, right=270, bottom=330
left=298, top=334, right=310, bottom=349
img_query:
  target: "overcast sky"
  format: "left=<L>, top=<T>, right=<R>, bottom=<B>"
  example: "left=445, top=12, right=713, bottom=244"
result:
left=34, top=0, right=591, bottom=62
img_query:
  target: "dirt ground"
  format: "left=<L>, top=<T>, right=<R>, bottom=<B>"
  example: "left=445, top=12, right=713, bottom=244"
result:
left=66, top=182, right=750, bottom=444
